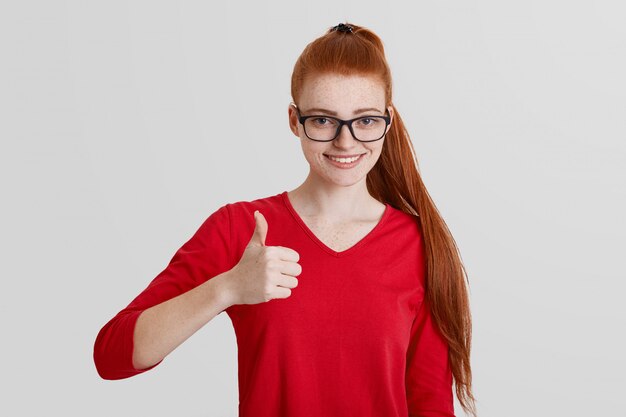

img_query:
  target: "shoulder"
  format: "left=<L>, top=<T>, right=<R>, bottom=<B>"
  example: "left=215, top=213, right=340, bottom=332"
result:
left=206, top=191, right=288, bottom=240
left=384, top=203, right=421, bottom=233
left=224, top=191, right=285, bottom=221
left=197, top=191, right=284, bottom=231
left=218, top=191, right=290, bottom=256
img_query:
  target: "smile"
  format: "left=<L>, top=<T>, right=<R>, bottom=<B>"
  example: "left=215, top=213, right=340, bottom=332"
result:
left=324, top=153, right=365, bottom=168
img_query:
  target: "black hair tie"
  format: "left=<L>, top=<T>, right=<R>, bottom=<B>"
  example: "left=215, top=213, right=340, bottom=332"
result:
left=331, top=23, right=354, bottom=33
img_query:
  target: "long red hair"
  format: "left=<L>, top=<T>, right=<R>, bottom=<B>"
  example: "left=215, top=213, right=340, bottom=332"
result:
left=290, top=23, right=477, bottom=416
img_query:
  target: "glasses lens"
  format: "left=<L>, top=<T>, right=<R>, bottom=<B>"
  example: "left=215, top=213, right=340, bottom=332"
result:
left=352, top=116, right=387, bottom=141
left=304, top=116, right=386, bottom=141
left=304, top=117, right=340, bottom=141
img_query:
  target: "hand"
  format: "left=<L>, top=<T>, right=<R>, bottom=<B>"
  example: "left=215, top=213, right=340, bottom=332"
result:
left=224, top=210, right=301, bottom=305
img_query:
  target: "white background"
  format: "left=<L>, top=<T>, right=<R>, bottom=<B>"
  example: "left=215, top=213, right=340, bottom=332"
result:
left=1, top=1, right=624, bottom=416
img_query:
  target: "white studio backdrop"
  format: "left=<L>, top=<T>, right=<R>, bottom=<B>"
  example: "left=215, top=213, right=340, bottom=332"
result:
left=0, top=1, right=624, bottom=416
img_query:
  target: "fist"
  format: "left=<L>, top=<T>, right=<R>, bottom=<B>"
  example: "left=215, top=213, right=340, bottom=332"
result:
left=225, top=210, right=301, bottom=305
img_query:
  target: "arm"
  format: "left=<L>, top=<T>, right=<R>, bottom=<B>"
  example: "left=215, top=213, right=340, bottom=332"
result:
left=406, top=296, right=456, bottom=417
left=131, top=270, right=234, bottom=370
left=93, top=204, right=236, bottom=380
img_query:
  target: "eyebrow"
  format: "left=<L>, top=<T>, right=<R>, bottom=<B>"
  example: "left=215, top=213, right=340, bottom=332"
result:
left=302, top=107, right=383, bottom=116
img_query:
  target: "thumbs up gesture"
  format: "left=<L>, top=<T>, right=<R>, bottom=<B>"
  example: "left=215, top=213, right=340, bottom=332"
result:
left=224, top=210, right=301, bottom=305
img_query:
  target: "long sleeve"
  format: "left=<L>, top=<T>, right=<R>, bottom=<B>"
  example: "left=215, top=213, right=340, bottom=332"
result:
left=93, top=203, right=235, bottom=380
left=405, top=295, right=456, bottom=417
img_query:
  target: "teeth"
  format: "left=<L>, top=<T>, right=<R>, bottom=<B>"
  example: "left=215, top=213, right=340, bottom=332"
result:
left=328, top=154, right=361, bottom=163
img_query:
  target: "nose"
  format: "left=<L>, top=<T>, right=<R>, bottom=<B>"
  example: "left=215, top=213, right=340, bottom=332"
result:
left=334, top=123, right=357, bottom=145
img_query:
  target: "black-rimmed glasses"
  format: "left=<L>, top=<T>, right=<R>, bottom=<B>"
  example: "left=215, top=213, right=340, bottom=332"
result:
left=293, top=104, right=391, bottom=142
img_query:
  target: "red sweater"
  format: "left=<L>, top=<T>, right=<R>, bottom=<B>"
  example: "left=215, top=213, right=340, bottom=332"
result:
left=94, top=191, right=455, bottom=417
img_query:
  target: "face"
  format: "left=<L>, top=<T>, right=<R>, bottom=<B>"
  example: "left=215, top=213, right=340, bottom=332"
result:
left=288, top=73, right=394, bottom=188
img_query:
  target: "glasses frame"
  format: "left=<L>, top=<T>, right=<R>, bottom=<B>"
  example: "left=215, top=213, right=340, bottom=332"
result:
left=293, top=104, right=391, bottom=142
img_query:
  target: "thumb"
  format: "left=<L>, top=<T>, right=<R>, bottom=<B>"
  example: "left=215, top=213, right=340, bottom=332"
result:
left=249, top=210, right=268, bottom=247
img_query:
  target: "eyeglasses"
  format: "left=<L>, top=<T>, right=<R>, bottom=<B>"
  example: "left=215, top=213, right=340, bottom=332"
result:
left=293, top=104, right=391, bottom=142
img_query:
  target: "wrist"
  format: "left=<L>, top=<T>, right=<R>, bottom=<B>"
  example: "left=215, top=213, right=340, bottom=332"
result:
left=212, top=270, right=237, bottom=310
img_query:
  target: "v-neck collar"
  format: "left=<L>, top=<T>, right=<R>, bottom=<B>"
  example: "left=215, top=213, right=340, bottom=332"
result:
left=280, top=190, right=391, bottom=258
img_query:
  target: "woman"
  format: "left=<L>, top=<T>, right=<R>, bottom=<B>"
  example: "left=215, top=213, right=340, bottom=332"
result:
left=94, top=22, right=476, bottom=417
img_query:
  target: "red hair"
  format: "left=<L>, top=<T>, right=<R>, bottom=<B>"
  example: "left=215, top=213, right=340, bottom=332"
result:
left=290, top=23, right=477, bottom=416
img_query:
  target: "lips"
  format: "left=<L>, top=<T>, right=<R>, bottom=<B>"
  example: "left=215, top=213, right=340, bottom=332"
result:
left=324, top=153, right=365, bottom=158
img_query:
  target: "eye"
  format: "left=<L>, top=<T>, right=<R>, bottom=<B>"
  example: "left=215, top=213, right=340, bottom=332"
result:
left=309, top=117, right=338, bottom=128
left=356, top=117, right=381, bottom=127
left=312, top=117, right=330, bottom=125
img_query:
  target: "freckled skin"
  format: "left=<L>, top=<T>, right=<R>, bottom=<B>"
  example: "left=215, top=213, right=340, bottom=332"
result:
left=288, top=73, right=394, bottom=189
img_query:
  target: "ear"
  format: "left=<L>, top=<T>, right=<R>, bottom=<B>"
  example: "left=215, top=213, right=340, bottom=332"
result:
left=288, top=103, right=300, bottom=137
left=386, top=105, right=394, bottom=133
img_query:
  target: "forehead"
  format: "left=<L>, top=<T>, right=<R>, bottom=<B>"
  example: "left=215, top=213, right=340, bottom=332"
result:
left=299, top=73, right=386, bottom=110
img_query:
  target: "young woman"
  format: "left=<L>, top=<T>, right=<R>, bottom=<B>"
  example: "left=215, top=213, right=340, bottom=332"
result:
left=94, top=22, right=476, bottom=417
